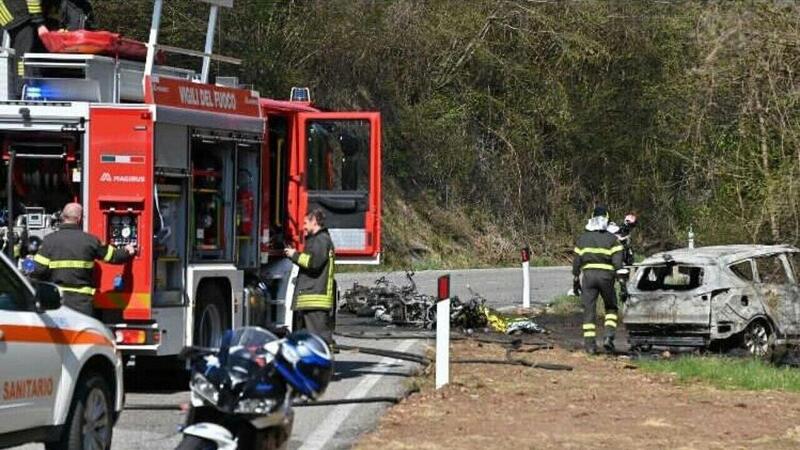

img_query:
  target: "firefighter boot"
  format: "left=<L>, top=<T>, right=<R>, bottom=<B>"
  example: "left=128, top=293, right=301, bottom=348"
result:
left=584, top=338, right=598, bottom=355
left=603, top=334, right=616, bottom=353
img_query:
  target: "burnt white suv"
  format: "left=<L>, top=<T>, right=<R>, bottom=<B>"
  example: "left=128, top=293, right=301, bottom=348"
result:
left=624, top=245, right=800, bottom=356
left=0, top=252, right=123, bottom=449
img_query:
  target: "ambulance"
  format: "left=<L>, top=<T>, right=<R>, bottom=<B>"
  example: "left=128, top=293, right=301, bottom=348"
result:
left=0, top=251, right=123, bottom=449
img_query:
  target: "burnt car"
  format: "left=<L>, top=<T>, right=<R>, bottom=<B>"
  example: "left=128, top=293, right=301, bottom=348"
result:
left=624, top=245, right=800, bottom=356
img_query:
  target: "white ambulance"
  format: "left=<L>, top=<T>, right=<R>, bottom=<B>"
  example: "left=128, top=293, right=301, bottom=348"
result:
left=0, top=252, right=123, bottom=449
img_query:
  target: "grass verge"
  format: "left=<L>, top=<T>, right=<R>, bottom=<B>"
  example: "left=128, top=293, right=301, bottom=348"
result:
left=548, top=294, right=582, bottom=316
left=639, top=356, right=800, bottom=392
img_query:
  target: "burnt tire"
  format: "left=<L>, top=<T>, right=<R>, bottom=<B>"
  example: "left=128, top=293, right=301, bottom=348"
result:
left=742, top=320, right=771, bottom=358
left=194, top=284, right=229, bottom=348
left=175, top=435, right=218, bottom=450
left=46, top=374, right=113, bottom=450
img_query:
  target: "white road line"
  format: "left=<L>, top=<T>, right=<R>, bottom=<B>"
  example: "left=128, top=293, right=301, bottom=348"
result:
left=298, top=339, right=416, bottom=450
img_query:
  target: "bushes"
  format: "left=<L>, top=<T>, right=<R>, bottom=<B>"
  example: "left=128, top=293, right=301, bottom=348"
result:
left=94, top=1, right=800, bottom=267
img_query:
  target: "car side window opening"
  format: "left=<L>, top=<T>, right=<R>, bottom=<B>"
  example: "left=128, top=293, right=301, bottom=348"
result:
left=729, top=260, right=755, bottom=282
left=637, top=265, right=704, bottom=291
left=0, top=263, right=31, bottom=311
left=755, top=254, right=790, bottom=284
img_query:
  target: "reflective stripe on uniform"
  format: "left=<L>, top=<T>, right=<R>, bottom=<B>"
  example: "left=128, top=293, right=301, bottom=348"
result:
left=583, top=331, right=596, bottom=337
left=325, top=250, right=335, bottom=302
left=48, top=260, right=94, bottom=269
left=26, top=0, right=41, bottom=14
left=103, top=246, right=115, bottom=262
left=33, top=254, right=51, bottom=266
left=0, top=2, right=13, bottom=25
left=297, top=249, right=335, bottom=309
left=296, top=294, right=333, bottom=310
left=582, top=323, right=596, bottom=330
left=582, top=263, right=614, bottom=271
left=297, top=253, right=311, bottom=268
left=605, top=313, right=618, bottom=328
left=59, top=286, right=95, bottom=295
left=574, top=245, right=624, bottom=256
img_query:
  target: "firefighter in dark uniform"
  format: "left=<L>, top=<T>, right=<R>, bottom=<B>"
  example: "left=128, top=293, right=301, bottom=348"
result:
left=0, top=0, right=47, bottom=96
left=31, top=202, right=134, bottom=316
left=284, top=208, right=336, bottom=347
left=0, top=0, right=93, bottom=97
left=573, top=205, right=624, bottom=354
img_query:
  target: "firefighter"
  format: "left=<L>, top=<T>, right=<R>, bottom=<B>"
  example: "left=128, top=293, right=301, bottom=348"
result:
left=31, top=202, right=134, bottom=316
left=0, top=0, right=93, bottom=97
left=49, top=0, right=93, bottom=31
left=284, top=208, right=336, bottom=348
left=0, top=0, right=47, bottom=96
left=573, top=205, right=624, bottom=354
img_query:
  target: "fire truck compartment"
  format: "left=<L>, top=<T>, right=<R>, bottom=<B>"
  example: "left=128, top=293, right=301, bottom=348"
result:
left=0, top=132, right=83, bottom=259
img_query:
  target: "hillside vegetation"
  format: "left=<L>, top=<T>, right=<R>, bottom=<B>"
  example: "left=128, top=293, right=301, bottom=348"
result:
left=95, top=1, right=800, bottom=267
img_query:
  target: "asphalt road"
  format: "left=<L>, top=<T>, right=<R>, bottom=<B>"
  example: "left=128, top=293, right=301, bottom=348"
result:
left=337, top=266, right=574, bottom=310
left=12, top=266, right=572, bottom=450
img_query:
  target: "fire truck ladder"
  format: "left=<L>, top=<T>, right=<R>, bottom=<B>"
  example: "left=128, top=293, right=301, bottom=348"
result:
left=144, top=0, right=241, bottom=83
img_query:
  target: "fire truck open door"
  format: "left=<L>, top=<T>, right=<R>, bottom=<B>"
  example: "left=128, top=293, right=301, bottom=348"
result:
left=293, top=112, right=381, bottom=263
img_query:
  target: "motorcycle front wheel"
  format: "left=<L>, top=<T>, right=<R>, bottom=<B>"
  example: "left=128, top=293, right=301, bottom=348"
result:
left=175, top=435, right=218, bottom=450
left=238, top=426, right=289, bottom=450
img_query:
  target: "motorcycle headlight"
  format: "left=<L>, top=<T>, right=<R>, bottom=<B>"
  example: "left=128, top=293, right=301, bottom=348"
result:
left=235, top=398, right=277, bottom=414
left=192, top=373, right=219, bottom=404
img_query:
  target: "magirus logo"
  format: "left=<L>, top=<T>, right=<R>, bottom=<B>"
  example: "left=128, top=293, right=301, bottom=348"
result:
left=99, top=172, right=145, bottom=183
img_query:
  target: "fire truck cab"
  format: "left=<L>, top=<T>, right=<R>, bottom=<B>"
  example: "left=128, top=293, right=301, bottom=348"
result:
left=0, top=0, right=381, bottom=359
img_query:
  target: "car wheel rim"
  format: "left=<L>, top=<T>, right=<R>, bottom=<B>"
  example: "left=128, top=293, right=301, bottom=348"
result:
left=82, top=388, right=110, bottom=450
left=744, top=323, right=769, bottom=356
left=198, top=303, right=222, bottom=347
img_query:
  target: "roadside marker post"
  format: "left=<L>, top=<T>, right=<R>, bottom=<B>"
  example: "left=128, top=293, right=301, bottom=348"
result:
left=436, top=274, right=450, bottom=389
left=521, top=246, right=531, bottom=309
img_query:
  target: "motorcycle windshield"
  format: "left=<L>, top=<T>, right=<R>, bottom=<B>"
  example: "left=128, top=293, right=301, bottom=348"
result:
left=219, top=327, right=278, bottom=371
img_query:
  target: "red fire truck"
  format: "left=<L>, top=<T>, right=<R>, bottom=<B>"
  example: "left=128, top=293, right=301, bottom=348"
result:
left=0, top=0, right=381, bottom=359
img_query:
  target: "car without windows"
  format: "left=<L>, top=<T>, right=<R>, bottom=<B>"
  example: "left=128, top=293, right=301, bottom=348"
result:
left=624, top=245, right=800, bottom=357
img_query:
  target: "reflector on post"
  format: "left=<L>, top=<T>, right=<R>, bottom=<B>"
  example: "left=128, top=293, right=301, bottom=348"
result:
left=436, top=273, right=451, bottom=389
left=437, top=274, right=450, bottom=301
left=521, top=245, right=531, bottom=308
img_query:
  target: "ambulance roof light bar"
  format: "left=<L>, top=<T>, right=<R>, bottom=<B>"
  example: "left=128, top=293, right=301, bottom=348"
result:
left=144, top=0, right=239, bottom=84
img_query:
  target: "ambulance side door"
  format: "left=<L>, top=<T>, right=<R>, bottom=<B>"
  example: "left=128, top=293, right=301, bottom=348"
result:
left=0, top=262, right=62, bottom=433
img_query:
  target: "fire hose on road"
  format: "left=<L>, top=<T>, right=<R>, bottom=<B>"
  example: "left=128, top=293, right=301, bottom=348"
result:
left=123, top=342, right=572, bottom=412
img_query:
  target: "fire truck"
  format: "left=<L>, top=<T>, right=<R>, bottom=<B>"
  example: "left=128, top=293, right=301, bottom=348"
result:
left=0, top=0, right=381, bottom=359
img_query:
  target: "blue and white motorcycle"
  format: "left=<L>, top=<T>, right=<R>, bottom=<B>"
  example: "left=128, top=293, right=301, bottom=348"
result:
left=177, top=327, right=333, bottom=450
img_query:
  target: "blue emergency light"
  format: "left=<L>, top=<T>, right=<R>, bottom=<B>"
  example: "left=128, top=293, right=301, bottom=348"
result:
left=290, top=87, right=311, bottom=103
left=22, top=78, right=101, bottom=102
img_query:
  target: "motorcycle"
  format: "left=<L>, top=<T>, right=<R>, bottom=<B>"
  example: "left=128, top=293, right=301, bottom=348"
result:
left=177, top=327, right=333, bottom=450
